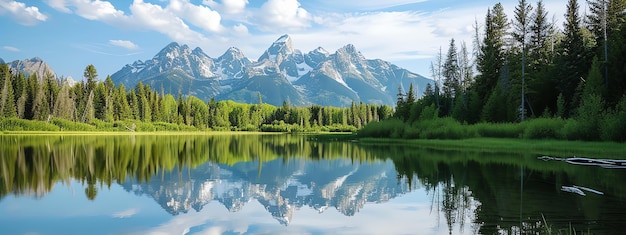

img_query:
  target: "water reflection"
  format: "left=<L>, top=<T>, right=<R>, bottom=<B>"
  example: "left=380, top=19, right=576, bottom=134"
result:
left=375, top=144, right=626, bottom=234
left=1, top=134, right=626, bottom=234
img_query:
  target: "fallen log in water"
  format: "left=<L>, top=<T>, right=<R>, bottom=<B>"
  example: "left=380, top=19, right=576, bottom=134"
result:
left=573, top=185, right=604, bottom=195
left=561, top=186, right=586, bottom=196
left=538, top=156, right=626, bottom=169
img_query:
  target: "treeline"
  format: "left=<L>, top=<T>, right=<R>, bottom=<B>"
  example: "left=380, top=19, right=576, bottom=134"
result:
left=361, top=0, right=626, bottom=142
left=0, top=64, right=392, bottom=132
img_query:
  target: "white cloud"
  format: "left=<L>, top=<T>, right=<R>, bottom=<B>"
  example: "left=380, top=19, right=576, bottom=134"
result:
left=128, top=0, right=209, bottom=44
left=108, top=40, right=139, bottom=50
left=283, top=11, right=441, bottom=62
left=45, top=0, right=71, bottom=13
left=112, top=208, right=139, bottom=218
left=44, top=0, right=228, bottom=46
left=232, top=23, right=249, bottom=36
left=75, top=0, right=125, bottom=21
left=45, top=0, right=128, bottom=26
left=204, top=0, right=248, bottom=14
left=167, top=0, right=224, bottom=33
left=0, top=0, right=48, bottom=26
left=256, top=0, right=311, bottom=31
left=3, top=46, right=20, bottom=52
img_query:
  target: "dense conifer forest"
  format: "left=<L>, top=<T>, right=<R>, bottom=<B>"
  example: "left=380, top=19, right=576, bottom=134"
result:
left=360, top=0, right=626, bottom=142
left=0, top=63, right=392, bottom=132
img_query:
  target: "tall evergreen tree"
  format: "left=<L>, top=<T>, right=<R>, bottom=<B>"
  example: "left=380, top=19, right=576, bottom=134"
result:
left=93, top=83, right=107, bottom=120
left=558, top=0, right=593, bottom=116
left=15, top=74, right=28, bottom=119
left=135, top=82, right=151, bottom=122
left=475, top=4, right=510, bottom=106
left=113, top=84, right=131, bottom=120
left=44, top=72, right=59, bottom=116
left=443, top=38, right=460, bottom=97
left=160, top=94, right=178, bottom=123
left=83, top=64, right=98, bottom=94
left=0, top=70, right=17, bottom=118
left=53, top=82, right=74, bottom=120
left=605, top=15, right=626, bottom=105
left=586, top=0, right=626, bottom=40
left=32, top=75, right=51, bottom=121
left=81, top=90, right=95, bottom=122
left=512, top=0, right=533, bottom=121
left=529, top=0, right=553, bottom=66
left=512, top=0, right=533, bottom=48
left=458, top=41, right=473, bottom=92
left=128, top=89, right=139, bottom=120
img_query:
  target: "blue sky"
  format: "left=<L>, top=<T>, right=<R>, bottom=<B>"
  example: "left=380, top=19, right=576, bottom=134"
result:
left=0, top=0, right=567, bottom=80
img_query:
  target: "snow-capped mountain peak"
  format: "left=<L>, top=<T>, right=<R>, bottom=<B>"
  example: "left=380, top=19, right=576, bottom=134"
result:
left=111, top=35, right=433, bottom=107
left=258, top=34, right=296, bottom=63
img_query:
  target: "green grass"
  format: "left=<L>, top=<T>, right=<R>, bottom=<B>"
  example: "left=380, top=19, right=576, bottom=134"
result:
left=358, top=116, right=626, bottom=142
left=359, top=137, right=626, bottom=159
left=0, top=118, right=60, bottom=131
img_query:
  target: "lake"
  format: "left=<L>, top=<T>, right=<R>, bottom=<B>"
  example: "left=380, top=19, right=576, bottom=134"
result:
left=1, top=134, right=625, bottom=235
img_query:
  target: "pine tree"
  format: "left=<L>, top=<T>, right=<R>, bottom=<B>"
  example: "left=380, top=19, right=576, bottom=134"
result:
left=605, top=15, right=626, bottom=105
left=529, top=0, right=553, bottom=67
left=583, top=56, right=607, bottom=98
left=113, top=84, right=131, bottom=120
left=20, top=74, right=35, bottom=119
left=53, top=82, right=75, bottom=120
left=84, top=64, right=98, bottom=94
left=585, top=0, right=626, bottom=40
left=160, top=94, right=178, bottom=123
left=458, top=41, right=473, bottom=92
left=15, top=76, right=28, bottom=119
left=558, top=0, right=593, bottom=116
left=103, top=75, right=115, bottom=121
left=94, top=83, right=107, bottom=120
left=81, top=90, right=95, bottom=122
left=128, top=89, right=139, bottom=120
left=0, top=71, right=17, bottom=118
left=32, top=76, right=51, bottom=121
left=135, top=82, right=151, bottom=122
left=475, top=4, right=510, bottom=107
left=512, top=0, right=533, bottom=48
left=45, top=72, right=59, bottom=117
left=512, top=0, right=533, bottom=121
left=443, top=38, right=460, bottom=97
left=406, top=83, right=416, bottom=105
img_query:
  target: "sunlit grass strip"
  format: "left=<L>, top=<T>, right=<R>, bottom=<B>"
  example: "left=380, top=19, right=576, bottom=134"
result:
left=360, top=137, right=626, bottom=159
left=0, top=131, right=284, bottom=136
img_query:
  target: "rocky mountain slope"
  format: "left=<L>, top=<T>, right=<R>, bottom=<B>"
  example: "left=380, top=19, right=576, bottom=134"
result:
left=111, top=35, right=432, bottom=106
left=4, top=57, right=56, bottom=81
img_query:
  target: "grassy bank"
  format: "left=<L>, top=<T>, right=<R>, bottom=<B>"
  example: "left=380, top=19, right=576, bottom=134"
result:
left=359, top=137, right=626, bottom=159
left=358, top=117, right=626, bottom=142
left=0, top=131, right=285, bottom=136
left=0, top=118, right=356, bottom=134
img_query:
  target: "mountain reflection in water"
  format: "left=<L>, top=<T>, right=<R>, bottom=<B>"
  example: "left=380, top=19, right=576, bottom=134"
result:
left=1, top=134, right=626, bottom=235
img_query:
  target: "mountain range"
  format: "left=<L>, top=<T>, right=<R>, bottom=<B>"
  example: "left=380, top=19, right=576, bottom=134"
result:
left=111, top=35, right=433, bottom=107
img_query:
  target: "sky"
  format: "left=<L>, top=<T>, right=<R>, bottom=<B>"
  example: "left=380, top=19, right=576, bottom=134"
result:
left=0, top=0, right=568, bottom=81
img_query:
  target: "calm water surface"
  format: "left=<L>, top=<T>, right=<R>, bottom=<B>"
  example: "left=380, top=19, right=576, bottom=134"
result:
left=1, top=134, right=625, bottom=235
